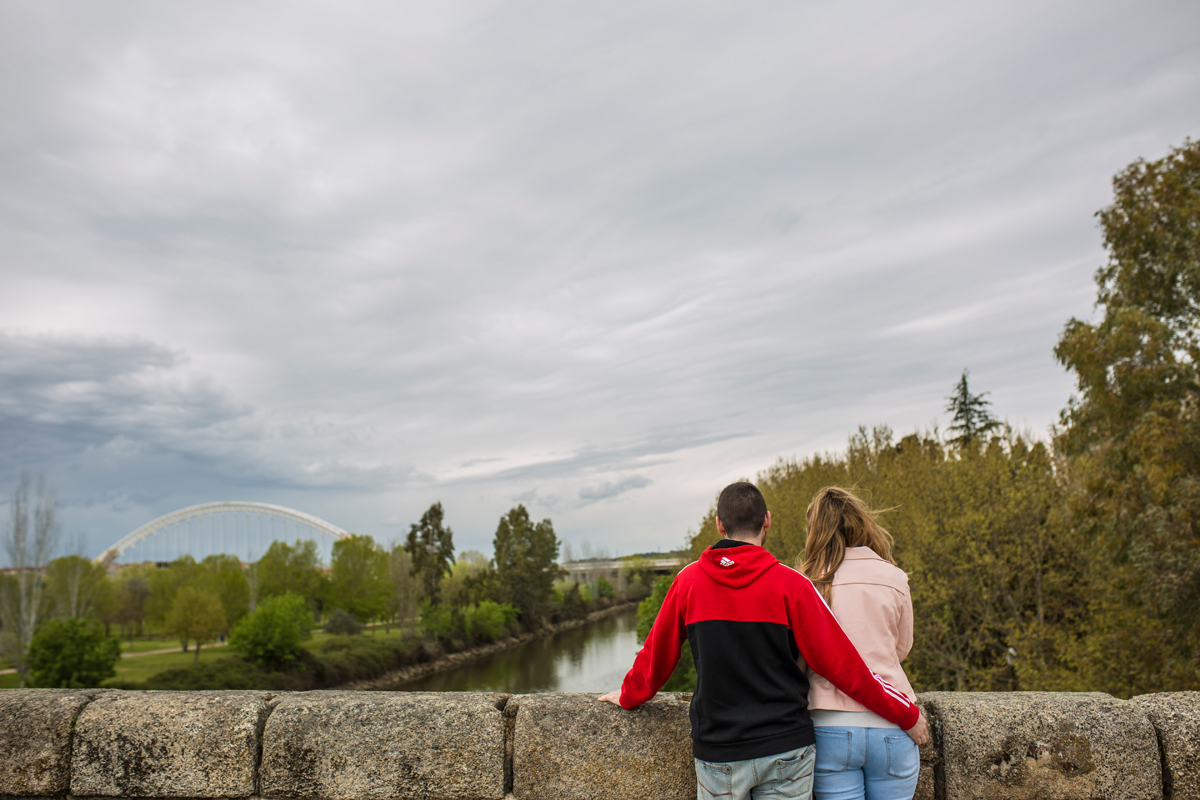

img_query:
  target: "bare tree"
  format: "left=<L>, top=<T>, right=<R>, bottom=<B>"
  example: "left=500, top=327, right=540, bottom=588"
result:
left=0, top=474, right=61, bottom=685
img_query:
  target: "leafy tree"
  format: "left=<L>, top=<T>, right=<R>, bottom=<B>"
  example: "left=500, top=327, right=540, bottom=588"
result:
left=43, top=555, right=111, bottom=621
left=112, top=566, right=151, bottom=642
left=229, top=592, right=314, bottom=669
left=0, top=474, right=61, bottom=685
left=325, top=607, right=364, bottom=636
left=1054, top=138, right=1200, bottom=693
left=27, top=618, right=120, bottom=688
left=385, top=543, right=421, bottom=633
left=145, top=555, right=204, bottom=648
left=440, top=550, right=495, bottom=608
left=406, top=503, right=455, bottom=603
left=945, top=370, right=1000, bottom=448
left=328, top=534, right=389, bottom=626
left=165, top=586, right=226, bottom=662
left=200, top=554, right=251, bottom=632
left=595, top=576, right=615, bottom=600
left=619, top=555, right=656, bottom=599
left=254, top=539, right=327, bottom=612
left=492, top=505, right=561, bottom=626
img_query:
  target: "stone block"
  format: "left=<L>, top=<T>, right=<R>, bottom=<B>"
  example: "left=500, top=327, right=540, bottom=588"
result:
left=260, top=691, right=507, bottom=800
left=914, top=696, right=938, bottom=800
left=71, top=690, right=269, bottom=797
left=511, top=692, right=693, bottom=800
left=0, top=689, right=94, bottom=796
left=1132, top=692, right=1200, bottom=800
left=921, top=691, right=1161, bottom=800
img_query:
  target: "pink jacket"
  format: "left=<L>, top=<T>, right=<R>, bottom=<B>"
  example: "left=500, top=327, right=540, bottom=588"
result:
left=806, top=547, right=916, bottom=711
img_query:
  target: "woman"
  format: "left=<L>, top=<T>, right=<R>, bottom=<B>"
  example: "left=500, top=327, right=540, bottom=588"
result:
left=799, top=487, right=920, bottom=800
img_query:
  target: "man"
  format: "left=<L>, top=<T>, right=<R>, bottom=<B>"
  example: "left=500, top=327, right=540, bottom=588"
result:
left=600, top=482, right=929, bottom=800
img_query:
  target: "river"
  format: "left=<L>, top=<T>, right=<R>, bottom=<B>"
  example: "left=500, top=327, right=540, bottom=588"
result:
left=384, top=607, right=640, bottom=693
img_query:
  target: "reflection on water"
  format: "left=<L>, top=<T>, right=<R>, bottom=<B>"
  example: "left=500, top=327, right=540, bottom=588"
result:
left=386, top=608, right=639, bottom=693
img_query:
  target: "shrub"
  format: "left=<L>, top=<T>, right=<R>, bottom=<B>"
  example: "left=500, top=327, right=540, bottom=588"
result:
left=596, top=576, right=615, bottom=600
left=229, top=593, right=314, bottom=669
left=325, top=608, right=364, bottom=636
left=27, top=618, right=121, bottom=688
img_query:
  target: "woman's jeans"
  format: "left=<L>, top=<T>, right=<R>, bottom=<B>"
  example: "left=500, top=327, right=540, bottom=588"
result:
left=695, top=745, right=815, bottom=800
left=812, top=727, right=919, bottom=800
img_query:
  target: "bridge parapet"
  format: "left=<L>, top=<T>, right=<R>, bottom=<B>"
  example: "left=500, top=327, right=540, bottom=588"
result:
left=0, top=689, right=1195, bottom=800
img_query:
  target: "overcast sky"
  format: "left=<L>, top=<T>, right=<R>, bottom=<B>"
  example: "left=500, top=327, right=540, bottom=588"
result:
left=2, top=0, right=1198, bottom=564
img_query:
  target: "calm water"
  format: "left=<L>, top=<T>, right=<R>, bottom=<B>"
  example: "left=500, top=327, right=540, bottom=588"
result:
left=385, top=607, right=639, bottom=693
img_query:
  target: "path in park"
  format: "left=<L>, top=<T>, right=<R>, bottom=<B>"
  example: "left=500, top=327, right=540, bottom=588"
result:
left=0, top=640, right=229, bottom=675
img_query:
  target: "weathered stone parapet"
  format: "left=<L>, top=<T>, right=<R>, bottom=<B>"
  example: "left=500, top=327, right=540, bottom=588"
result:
left=920, top=691, right=1162, bottom=800
left=260, top=691, right=507, bottom=800
left=71, top=690, right=271, bottom=797
left=0, top=689, right=1195, bottom=799
left=1132, top=692, right=1200, bottom=800
left=0, top=688, right=94, bottom=796
left=510, top=692, right=693, bottom=800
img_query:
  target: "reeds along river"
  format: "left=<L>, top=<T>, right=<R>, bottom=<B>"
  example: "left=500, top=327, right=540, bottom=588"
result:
left=382, top=607, right=640, bottom=693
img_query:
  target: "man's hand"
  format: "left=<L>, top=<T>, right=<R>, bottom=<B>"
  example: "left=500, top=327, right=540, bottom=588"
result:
left=597, top=690, right=623, bottom=706
left=904, top=710, right=930, bottom=746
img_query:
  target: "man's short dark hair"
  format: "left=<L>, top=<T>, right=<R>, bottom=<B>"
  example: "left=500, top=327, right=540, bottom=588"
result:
left=717, top=482, right=768, bottom=539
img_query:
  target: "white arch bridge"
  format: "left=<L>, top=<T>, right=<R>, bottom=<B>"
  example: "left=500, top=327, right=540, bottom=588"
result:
left=95, top=502, right=350, bottom=568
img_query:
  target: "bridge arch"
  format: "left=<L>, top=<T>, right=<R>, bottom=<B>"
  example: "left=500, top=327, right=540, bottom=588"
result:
left=95, top=502, right=350, bottom=567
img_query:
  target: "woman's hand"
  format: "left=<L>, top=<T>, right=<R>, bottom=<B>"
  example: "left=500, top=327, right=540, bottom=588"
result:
left=904, top=710, right=930, bottom=746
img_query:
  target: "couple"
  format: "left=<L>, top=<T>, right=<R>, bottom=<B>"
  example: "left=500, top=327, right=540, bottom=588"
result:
left=599, top=482, right=929, bottom=800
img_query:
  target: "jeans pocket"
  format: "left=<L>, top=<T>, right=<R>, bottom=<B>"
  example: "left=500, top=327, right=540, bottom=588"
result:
left=695, top=759, right=733, bottom=798
left=884, top=735, right=919, bottom=779
left=813, top=729, right=852, bottom=774
left=774, top=746, right=815, bottom=798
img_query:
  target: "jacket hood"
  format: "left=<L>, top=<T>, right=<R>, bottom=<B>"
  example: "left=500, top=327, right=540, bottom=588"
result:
left=699, top=543, right=779, bottom=588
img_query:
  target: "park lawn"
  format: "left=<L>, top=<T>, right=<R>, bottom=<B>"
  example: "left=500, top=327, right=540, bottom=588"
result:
left=304, top=624, right=411, bottom=652
left=104, top=643, right=233, bottom=685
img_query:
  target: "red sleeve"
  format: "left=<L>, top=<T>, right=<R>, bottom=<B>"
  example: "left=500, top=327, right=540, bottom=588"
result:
left=618, top=572, right=686, bottom=709
left=790, top=575, right=919, bottom=729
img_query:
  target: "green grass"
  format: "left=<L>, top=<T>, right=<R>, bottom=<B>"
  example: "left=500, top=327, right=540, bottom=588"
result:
left=104, top=644, right=234, bottom=685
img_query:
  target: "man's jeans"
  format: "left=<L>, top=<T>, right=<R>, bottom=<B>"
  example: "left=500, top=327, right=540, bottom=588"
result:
left=695, top=745, right=815, bottom=800
left=812, top=727, right=919, bottom=800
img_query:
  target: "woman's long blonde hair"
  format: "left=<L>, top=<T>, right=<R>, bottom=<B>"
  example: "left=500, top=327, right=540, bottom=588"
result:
left=798, top=486, right=896, bottom=603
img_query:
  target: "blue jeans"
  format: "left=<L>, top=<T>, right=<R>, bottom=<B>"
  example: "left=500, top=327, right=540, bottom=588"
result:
left=812, top=727, right=919, bottom=800
left=695, top=745, right=815, bottom=800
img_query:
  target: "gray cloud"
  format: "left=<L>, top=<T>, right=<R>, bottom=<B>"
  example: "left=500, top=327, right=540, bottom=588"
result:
left=0, top=0, right=1197, bottom=561
left=579, top=475, right=652, bottom=504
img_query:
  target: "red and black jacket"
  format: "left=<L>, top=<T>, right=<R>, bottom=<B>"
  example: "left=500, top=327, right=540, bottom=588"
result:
left=619, top=540, right=918, bottom=762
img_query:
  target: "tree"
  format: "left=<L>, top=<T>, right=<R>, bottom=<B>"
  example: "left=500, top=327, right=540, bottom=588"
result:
left=385, top=543, right=422, bottom=633
left=0, top=474, right=61, bottom=685
left=165, top=586, right=226, bottom=662
left=492, top=505, right=561, bottom=626
left=328, top=534, right=389, bottom=625
left=44, top=555, right=111, bottom=621
left=27, top=617, right=120, bottom=688
left=112, top=566, right=151, bottom=642
left=254, top=539, right=327, bottom=612
left=145, top=555, right=204, bottom=649
left=229, top=592, right=314, bottom=669
left=945, top=370, right=1000, bottom=448
left=405, top=503, right=455, bottom=603
left=200, top=554, right=251, bottom=632
left=1054, top=138, right=1200, bottom=693
left=440, top=550, right=496, bottom=608
left=619, top=555, right=656, bottom=599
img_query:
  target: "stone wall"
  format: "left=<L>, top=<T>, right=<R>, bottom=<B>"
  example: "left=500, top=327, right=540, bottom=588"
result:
left=0, top=690, right=1195, bottom=800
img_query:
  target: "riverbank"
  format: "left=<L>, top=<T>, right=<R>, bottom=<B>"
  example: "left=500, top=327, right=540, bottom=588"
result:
left=340, top=601, right=638, bottom=691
